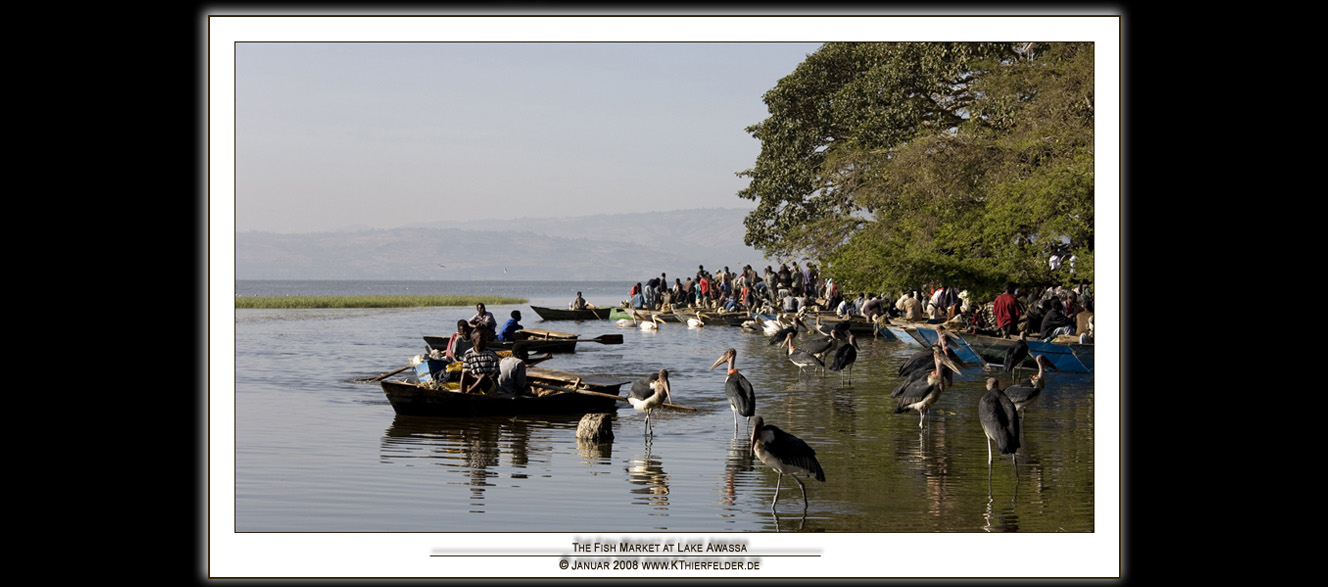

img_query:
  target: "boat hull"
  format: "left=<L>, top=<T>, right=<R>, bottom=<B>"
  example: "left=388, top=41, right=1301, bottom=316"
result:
left=529, top=306, right=612, bottom=321
left=381, top=380, right=621, bottom=417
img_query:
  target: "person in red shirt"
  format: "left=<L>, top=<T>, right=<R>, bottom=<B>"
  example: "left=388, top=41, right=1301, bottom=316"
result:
left=992, top=282, right=1023, bottom=339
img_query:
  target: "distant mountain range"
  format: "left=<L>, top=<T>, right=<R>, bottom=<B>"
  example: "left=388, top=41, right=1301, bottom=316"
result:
left=235, top=208, right=782, bottom=281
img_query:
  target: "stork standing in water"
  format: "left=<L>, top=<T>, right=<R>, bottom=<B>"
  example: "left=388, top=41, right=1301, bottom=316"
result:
left=1002, top=331, right=1030, bottom=378
left=627, top=369, right=671, bottom=436
left=1001, top=354, right=1056, bottom=424
left=827, top=334, right=860, bottom=383
left=750, top=416, right=825, bottom=511
left=710, top=348, right=756, bottom=434
left=893, top=344, right=964, bottom=429
left=978, top=377, right=1020, bottom=484
left=784, top=332, right=824, bottom=378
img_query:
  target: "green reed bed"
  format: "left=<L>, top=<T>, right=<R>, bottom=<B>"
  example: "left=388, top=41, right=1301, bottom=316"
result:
left=235, top=295, right=527, bottom=309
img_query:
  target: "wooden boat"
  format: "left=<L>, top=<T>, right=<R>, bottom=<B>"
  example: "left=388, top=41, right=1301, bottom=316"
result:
left=911, top=327, right=1094, bottom=374
left=528, top=305, right=613, bottom=321
left=610, top=307, right=684, bottom=323
left=422, top=328, right=618, bottom=355
left=380, top=366, right=631, bottom=418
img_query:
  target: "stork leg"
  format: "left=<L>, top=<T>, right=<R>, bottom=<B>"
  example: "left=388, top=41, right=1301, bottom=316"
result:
left=732, top=408, right=739, bottom=435
left=794, top=476, right=809, bottom=511
left=771, top=473, right=783, bottom=509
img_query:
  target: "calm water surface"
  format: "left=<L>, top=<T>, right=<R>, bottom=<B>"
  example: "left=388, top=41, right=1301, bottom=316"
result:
left=232, top=280, right=1096, bottom=533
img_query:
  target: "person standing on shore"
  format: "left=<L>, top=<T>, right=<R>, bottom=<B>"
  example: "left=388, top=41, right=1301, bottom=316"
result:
left=992, top=282, right=1023, bottom=338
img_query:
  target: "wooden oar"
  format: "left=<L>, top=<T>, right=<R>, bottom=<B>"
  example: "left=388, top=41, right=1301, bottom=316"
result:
left=573, top=333, right=624, bottom=345
left=351, top=364, right=412, bottom=383
left=531, top=381, right=696, bottom=411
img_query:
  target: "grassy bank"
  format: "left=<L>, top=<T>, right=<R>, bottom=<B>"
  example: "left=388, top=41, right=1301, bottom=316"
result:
left=235, top=295, right=528, bottom=309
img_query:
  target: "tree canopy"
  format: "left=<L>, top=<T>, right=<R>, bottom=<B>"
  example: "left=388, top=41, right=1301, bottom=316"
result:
left=737, top=42, right=1094, bottom=301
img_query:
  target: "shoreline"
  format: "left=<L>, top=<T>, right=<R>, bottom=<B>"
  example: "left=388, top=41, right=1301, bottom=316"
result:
left=234, top=295, right=528, bottom=309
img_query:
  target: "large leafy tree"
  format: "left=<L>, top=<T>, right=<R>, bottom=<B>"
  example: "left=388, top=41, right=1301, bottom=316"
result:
left=738, top=42, right=1094, bottom=300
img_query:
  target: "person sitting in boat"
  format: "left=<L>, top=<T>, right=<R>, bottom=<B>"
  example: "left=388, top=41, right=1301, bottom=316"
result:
left=498, top=342, right=531, bottom=396
left=1039, top=297, right=1076, bottom=340
left=497, top=310, right=523, bottom=342
left=445, top=320, right=474, bottom=362
left=460, top=332, right=501, bottom=395
left=860, top=293, right=884, bottom=322
left=569, top=291, right=590, bottom=311
left=469, top=303, right=497, bottom=343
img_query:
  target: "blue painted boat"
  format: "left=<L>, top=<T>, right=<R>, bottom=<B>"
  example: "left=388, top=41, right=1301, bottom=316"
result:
left=909, top=327, right=986, bottom=369
left=959, top=331, right=1094, bottom=374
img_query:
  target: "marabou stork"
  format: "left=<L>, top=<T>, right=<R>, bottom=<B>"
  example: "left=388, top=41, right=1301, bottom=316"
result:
left=627, top=369, right=672, bottom=436
left=827, top=334, right=860, bottom=383
left=784, top=332, right=824, bottom=378
left=1002, top=331, right=1030, bottom=378
left=710, top=348, right=756, bottom=434
left=1001, top=354, right=1057, bottom=424
left=750, top=416, right=825, bottom=511
left=978, top=377, right=1021, bottom=483
left=893, top=344, right=964, bottom=429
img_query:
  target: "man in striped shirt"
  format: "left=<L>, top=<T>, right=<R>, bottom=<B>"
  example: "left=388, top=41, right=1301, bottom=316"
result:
left=461, top=333, right=501, bottom=394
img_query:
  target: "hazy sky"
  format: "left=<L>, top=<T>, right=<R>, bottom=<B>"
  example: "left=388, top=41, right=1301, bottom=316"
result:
left=235, top=42, right=822, bottom=233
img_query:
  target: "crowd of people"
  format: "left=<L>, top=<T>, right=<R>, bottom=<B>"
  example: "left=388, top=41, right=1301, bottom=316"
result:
left=615, top=262, right=1094, bottom=345
left=622, top=262, right=838, bottom=315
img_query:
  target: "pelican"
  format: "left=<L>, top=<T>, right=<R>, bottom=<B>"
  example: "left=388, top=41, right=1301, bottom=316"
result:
left=616, top=318, right=634, bottom=328
left=751, top=416, right=825, bottom=511
left=640, top=314, right=663, bottom=330
left=978, top=377, right=1020, bottom=483
left=784, top=332, right=824, bottom=378
left=893, top=344, right=964, bottom=429
left=1002, top=354, right=1057, bottom=423
left=710, top=348, right=756, bottom=434
left=687, top=313, right=706, bottom=328
left=827, top=334, right=860, bottom=383
left=627, top=369, right=672, bottom=436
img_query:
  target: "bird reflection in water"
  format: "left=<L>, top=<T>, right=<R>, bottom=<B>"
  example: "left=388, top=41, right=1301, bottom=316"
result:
left=770, top=508, right=808, bottom=532
left=720, top=436, right=755, bottom=510
left=627, top=439, right=670, bottom=510
left=981, top=494, right=1021, bottom=532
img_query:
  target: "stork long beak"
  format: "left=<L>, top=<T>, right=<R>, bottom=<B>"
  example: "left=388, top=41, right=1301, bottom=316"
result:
left=938, top=353, right=964, bottom=374
left=1039, top=355, right=1060, bottom=371
left=660, top=373, right=672, bottom=402
left=710, top=351, right=731, bottom=371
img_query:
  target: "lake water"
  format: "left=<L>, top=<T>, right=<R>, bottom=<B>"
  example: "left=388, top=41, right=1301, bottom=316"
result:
left=220, top=280, right=1114, bottom=576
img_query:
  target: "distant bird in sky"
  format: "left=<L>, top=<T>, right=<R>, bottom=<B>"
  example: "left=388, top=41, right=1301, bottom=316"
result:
left=437, top=264, right=446, bottom=269
left=504, top=268, right=508, bottom=274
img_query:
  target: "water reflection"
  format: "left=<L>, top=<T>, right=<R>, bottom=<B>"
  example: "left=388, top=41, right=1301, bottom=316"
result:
left=627, top=439, right=670, bottom=511
left=982, top=494, right=1021, bottom=532
left=721, top=436, right=755, bottom=509
left=379, top=415, right=563, bottom=511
